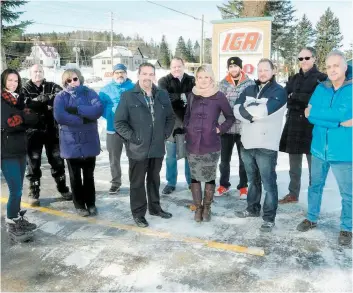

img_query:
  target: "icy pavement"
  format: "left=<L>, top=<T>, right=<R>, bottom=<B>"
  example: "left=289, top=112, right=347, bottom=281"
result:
left=1, top=141, right=352, bottom=292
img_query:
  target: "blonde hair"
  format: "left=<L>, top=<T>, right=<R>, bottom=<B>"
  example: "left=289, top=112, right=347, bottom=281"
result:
left=195, top=65, right=215, bottom=82
left=62, top=69, right=84, bottom=87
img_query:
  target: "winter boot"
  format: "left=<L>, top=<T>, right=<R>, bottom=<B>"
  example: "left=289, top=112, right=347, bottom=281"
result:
left=202, top=183, right=215, bottom=222
left=28, top=180, right=40, bottom=206
left=18, top=210, right=37, bottom=231
left=191, top=182, right=203, bottom=222
left=55, top=175, right=72, bottom=200
left=6, top=217, right=33, bottom=243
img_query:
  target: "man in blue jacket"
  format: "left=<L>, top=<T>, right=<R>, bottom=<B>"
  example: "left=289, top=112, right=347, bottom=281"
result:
left=297, top=50, right=352, bottom=246
left=99, top=64, right=134, bottom=193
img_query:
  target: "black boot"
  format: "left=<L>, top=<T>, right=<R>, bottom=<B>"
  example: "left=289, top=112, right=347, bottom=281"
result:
left=202, top=183, right=215, bottom=222
left=191, top=182, right=203, bottom=222
left=28, top=180, right=40, bottom=206
left=55, top=175, right=72, bottom=200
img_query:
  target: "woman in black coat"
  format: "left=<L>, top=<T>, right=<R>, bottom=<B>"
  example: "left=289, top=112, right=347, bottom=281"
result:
left=1, top=69, right=38, bottom=242
left=279, top=47, right=327, bottom=203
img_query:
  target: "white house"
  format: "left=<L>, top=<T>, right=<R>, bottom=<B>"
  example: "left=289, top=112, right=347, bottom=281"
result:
left=148, top=59, right=162, bottom=69
left=25, top=43, right=60, bottom=68
left=91, top=46, right=147, bottom=77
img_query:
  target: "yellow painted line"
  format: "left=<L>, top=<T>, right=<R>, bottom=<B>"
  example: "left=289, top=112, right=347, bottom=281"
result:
left=0, top=197, right=265, bottom=256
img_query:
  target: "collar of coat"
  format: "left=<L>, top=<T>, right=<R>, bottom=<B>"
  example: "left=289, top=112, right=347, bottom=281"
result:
left=225, top=71, right=248, bottom=86
left=132, top=82, right=158, bottom=96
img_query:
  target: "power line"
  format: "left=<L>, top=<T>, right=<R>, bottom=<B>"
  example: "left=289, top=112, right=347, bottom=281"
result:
left=144, top=0, right=211, bottom=24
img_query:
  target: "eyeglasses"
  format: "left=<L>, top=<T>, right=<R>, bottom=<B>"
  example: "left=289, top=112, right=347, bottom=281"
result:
left=66, top=77, right=79, bottom=83
left=298, top=57, right=312, bottom=61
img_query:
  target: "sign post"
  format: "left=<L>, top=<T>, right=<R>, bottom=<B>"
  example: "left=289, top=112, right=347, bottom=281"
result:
left=211, top=17, right=273, bottom=82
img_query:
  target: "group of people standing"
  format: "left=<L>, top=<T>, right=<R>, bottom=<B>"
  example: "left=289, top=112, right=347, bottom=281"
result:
left=1, top=48, right=351, bottom=246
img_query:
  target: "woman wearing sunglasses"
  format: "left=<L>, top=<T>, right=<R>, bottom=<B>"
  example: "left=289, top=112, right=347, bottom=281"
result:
left=279, top=47, right=327, bottom=204
left=54, top=69, right=103, bottom=216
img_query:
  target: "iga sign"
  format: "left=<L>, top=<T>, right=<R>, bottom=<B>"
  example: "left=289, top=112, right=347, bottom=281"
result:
left=217, top=28, right=265, bottom=81
left=212, top=18, right=272, bottom=82
left=221, top=32, right=261, bottom=52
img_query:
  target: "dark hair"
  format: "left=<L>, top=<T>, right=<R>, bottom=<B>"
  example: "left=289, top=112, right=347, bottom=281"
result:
left=1, top=68, right=22, bottom=93
left=258, top=58, right=275, bottom=70
left=138, top=63, right=156, bottom=74
left=300, top=46, right=316, bottom=57
left=171, top=57, right=184, bottom=65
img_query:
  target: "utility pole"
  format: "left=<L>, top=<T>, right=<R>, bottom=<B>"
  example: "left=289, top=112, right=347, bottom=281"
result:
left=200, top=14, right=204, bottom=65
left=111, top=12, right=114, bottom=68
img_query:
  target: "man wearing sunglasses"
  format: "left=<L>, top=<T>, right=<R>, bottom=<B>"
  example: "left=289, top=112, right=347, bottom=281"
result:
left=99, top=64, right=134, bottom=194
left=23, top=64, right=72, bottom=206
left=279, top=47, right=327, bottom=204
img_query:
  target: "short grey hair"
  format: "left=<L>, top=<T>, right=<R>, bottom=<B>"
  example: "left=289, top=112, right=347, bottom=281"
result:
left=326, top=50, right=347, bottom=64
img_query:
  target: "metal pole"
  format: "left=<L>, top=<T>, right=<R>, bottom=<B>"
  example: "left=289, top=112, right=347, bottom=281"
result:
left=200, top=14, right=204, bottom=65
left=111, top=12, right=114, bottom=68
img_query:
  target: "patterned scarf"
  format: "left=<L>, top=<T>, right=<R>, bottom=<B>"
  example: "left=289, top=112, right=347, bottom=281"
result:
left=2, top=91, right=18, bottom=105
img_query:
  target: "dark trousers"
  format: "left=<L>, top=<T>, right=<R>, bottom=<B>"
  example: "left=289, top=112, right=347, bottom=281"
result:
left=26, top=130, right=66, bottom=188
left=129, top=157, right=163, bottom=217
left=67, top=157, right=96, bottom=209
left=219, top=133, right=248, bottom=189
left=288, top=154, right=312, bottom=198
left=241, top=148, right=278, bottom=223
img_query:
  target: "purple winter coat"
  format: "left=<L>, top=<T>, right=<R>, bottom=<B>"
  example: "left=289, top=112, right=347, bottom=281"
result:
left=54, top=85, right=103, bottom=159
left=184, top=91, right=235, bottom=155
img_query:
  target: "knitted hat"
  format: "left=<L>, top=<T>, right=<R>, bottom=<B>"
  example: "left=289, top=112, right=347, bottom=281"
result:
left=113, top=63, right=127, bottom=72
left=227, top=57, right=242, bottom=69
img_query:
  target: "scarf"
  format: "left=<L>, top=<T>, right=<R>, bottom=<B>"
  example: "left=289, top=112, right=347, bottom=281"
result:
left=192, top=82, right=219, bottom=98
left=2, top=91, right=18, bottom=105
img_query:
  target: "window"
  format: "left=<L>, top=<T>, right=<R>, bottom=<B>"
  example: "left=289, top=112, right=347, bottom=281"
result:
left=102, top=60, right=106, bottom=65
left=40, top=60, right=43, bottom=65
left=107, top=60, right=111, bottom=64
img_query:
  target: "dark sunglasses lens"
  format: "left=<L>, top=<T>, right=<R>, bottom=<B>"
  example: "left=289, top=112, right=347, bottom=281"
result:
left=67, top=79, right=72, bottom=83
left=298, top=58, right=303, bottom=61
left=73, top=77, right=79, bottom=81
left=305, top=57, right=311, bottom=60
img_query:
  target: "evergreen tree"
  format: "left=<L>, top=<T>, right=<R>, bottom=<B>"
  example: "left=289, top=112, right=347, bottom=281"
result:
left=185, top=39, right=195, bottom=62
left=158, top=35, right=171, bottom=68
left=204, top=38, right=212, bottom=64
left=296, top=14, right=315, bottom=51
left=217, top=0, right=243, bottom=18
left=194, top=40, right=200, bottom=62
left=1, top=0, right=32, bottom=70
left=174, top=36, right=187, bottom=60
left=344, top=42, right=353, bottom=60
left=315, top=8, right=343, bottom=71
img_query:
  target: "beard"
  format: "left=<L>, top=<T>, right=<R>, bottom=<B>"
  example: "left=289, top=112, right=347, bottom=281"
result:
left=230, top=72, right=241, bottom=79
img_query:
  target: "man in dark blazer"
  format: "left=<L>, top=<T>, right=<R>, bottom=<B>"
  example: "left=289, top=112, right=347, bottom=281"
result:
left=115, top=63, right=175, bottom=228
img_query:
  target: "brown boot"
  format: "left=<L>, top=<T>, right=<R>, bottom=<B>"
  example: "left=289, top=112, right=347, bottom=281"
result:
left=202, top=183, right=215, bottom=222
left=191, top=182, right=203, bottom=222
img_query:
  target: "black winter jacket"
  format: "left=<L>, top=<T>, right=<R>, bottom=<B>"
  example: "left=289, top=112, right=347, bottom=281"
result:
left=158, top=73, right=195, bottom=121
left=22, top=79, right=62, bottom=132
left=1, top=91, right=38, bottom=159
left=114, top=83, right=175, bottom=160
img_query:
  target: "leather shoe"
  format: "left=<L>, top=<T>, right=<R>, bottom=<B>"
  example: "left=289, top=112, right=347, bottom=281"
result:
left=150, top=210, right=173, bottom=219
left=133, top=216, right=149, bottom=228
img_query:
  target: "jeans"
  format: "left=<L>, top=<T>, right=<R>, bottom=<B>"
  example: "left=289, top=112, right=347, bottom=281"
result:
left=165, top=141, right=191, bottom=187
left=307, top=155, right=352, bottom=232
left=1, top=156, right=27, bottom=219
left=219, top=133, right=248, bottom=189
left=288, top=153, right=312, bottom=198
left=241, top=148, right=279, bottom=223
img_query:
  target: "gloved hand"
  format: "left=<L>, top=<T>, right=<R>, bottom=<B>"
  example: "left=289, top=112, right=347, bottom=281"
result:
left=83, top=117, right=95, bottom=124
left=66, top=107, right=79, bottom=115
left=36, top=94, right=50, bottom=103
left=173, top=127, right=185, bottom=137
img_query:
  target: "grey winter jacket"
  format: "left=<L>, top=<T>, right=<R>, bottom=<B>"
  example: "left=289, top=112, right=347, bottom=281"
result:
left=218, top=72, right=255, bottom=134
